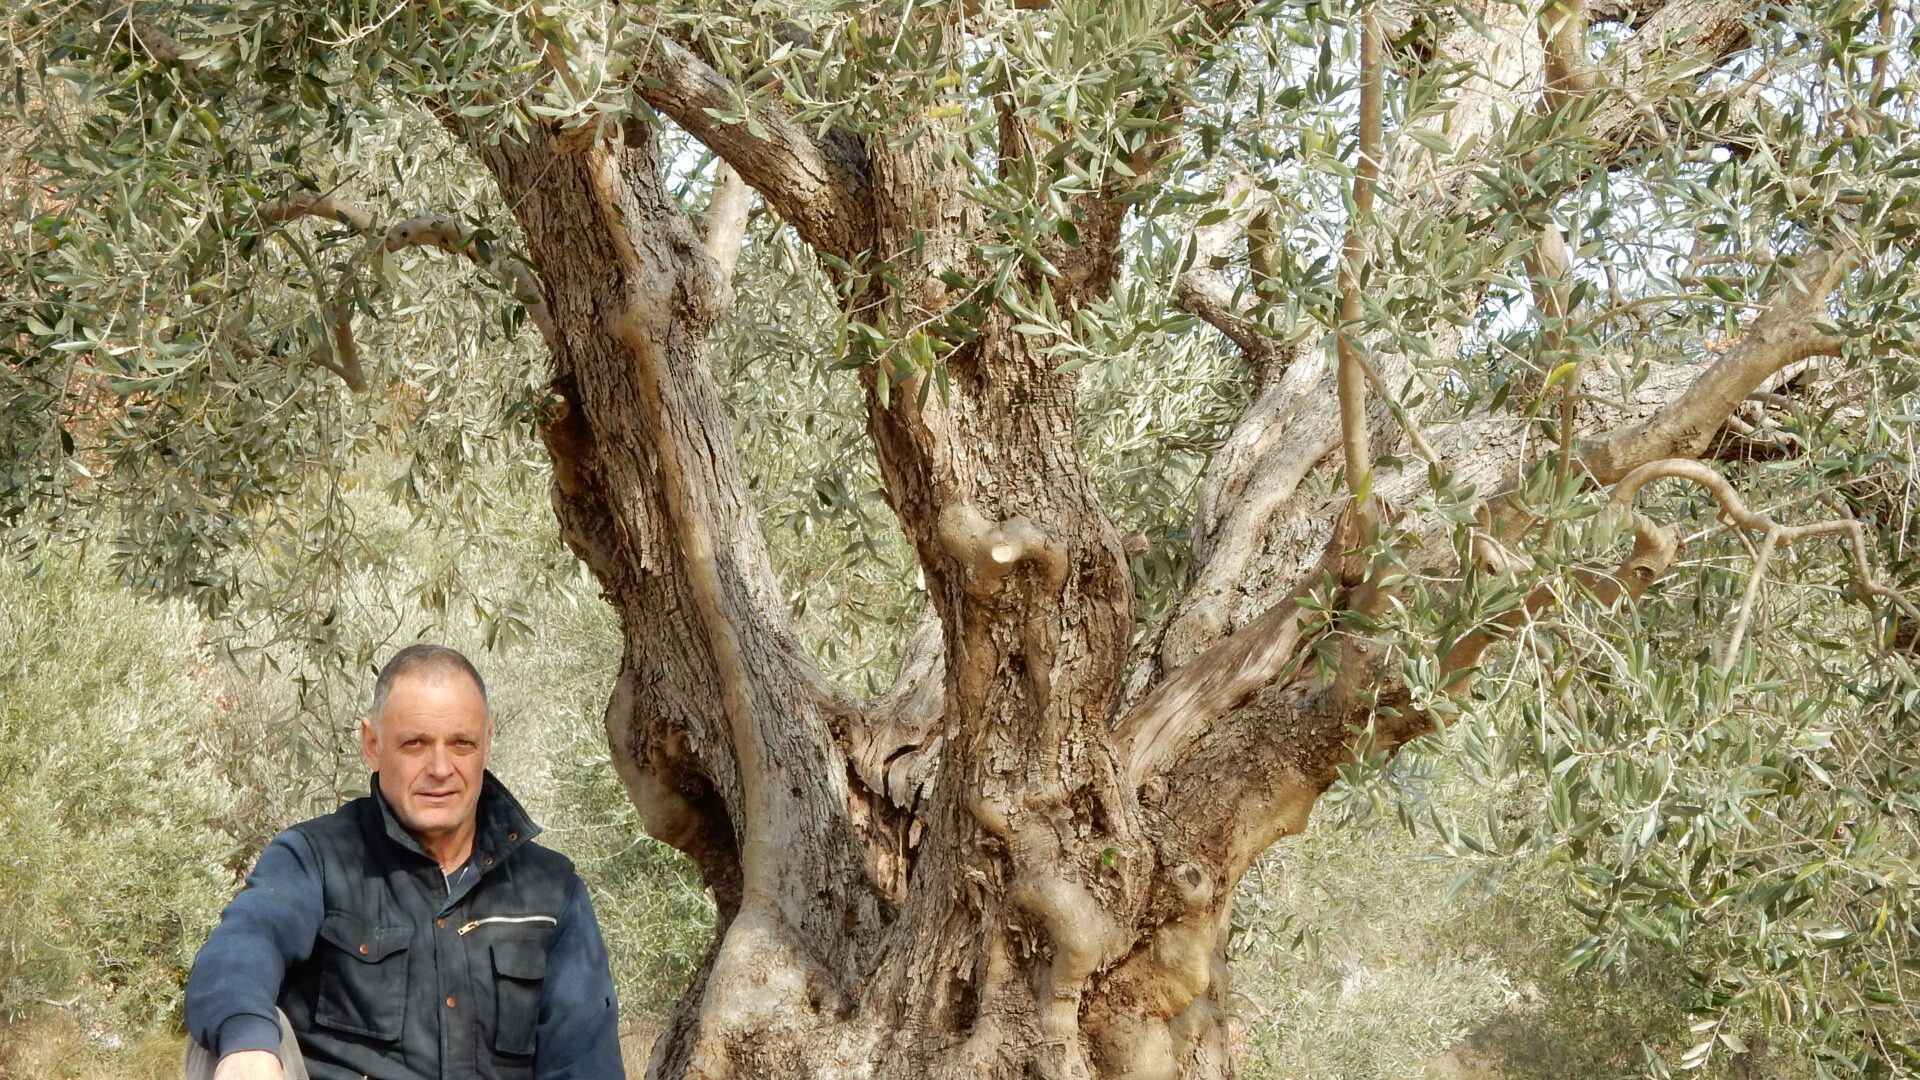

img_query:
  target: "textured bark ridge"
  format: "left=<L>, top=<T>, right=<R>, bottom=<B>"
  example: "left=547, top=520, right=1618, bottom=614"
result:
left=454, top=0, right=1782, bottom=1074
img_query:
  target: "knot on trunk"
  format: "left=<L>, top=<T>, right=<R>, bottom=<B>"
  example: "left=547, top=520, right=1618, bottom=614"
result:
left=1011, top=871, right=1120, bottom=1079
left=1082, top=871, right=1228, bottom=1080
left=936, top=502, right=1069, bottom=596
left=1168, top=862, right=1213, bottom=909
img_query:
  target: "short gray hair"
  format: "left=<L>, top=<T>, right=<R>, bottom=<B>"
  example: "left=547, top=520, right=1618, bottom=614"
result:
left=370, top=644, right=489, bottom=727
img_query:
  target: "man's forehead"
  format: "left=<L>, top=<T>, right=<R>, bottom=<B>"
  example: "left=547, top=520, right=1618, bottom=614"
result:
left=384, top=721, right=487, bottom=738
left=377, top=676, right=491, bottom=727
left=390, top=665, right=486, bottom=697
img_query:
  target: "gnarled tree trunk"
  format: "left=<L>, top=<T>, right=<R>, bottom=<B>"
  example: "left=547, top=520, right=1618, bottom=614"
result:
left=461, top=0, right=1797, bottom=1075
left=481, top=117, right=1235, bottom=1078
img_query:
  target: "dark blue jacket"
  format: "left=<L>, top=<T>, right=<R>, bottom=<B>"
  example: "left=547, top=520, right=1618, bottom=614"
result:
left=186, top=773, right=624, bottom=1079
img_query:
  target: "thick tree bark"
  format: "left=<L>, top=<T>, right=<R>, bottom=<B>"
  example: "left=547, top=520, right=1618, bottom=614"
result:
left=479, top=118, right=1233, bottom=1076
left=449, top=0, right=1796, bottom=1074
left=476, top=125, right=906, bottom=1076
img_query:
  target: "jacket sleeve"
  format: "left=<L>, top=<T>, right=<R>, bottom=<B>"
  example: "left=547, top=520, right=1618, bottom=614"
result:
left=184, top=829, right=325, bottom=1058
left=535, top=874, right=626, bottom=1079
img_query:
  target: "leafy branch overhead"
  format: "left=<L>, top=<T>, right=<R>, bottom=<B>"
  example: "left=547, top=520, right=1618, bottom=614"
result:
left=5, top=0, right=1920, bottom=1076
left=225, top=191, right=555, bottom=391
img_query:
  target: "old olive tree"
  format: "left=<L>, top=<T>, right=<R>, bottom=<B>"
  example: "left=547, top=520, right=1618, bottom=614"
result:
left=6, top=0, right=1919, bottom=1075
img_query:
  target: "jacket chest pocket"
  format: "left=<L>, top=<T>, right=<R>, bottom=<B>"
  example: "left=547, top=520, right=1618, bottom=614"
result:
left=314, top=912, right=411, bottom=1041
left=489, top=940, right=547, bottom=1057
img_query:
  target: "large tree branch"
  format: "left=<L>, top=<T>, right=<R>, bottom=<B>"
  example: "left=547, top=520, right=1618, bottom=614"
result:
left=1607, top=459, right=1920, bottom=638
left=1152, top=499, right=1679, bottom=864
left=1175, top=527, right=1676, bottom=874
left=478, top=134, right=902, bottom=1008
left=1176, top=269, right=1276, bottom=362
left=1120, top=510, right=1365, bottom=786
left=1492, top=0, right=1757, bottom=186
left=1132, top=409, right=1522, bottom=786
left=1578, top=246, right=1851, bottom=482
left=1149, top=240, right=1860, bottom=824
left=629, top=31, right=872, bottom=259
left=1150, top=0, right=1540, bottom=680
left=1540, top=0, right=1600, bottom=101
left=610, top=291, right=784, bottom=883
left=848, top=616, right=945, bottom=804
left=700, top=163, right=752, bottom=288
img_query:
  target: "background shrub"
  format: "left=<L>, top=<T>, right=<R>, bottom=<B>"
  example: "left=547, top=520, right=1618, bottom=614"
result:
left=0, top=555, right=238, bottom=1031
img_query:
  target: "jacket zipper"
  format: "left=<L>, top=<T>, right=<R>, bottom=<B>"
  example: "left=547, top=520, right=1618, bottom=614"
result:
left=456, top=914, right=557, bottom=936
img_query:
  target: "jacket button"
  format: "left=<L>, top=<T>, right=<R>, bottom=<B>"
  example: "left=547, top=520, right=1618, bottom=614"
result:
left=483, top=857, right=494, bottom=867
left=507, top=832, right=518, bottom=841
left=445, top=996, right=457, bottom=1009
left=357, top=943, right=369, bottom=955
left=436, top=918, right=446, bottom=929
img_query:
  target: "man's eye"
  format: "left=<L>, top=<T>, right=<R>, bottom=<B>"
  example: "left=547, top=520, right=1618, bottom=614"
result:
left=404, top=739, right=423, bottom=748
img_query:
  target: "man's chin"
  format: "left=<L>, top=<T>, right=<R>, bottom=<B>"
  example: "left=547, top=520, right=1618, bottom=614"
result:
left=402, top=800, right=469, bottom=832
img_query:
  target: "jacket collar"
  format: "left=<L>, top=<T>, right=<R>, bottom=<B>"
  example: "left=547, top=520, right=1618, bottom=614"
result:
left=368, top=769, right=541, bottom=870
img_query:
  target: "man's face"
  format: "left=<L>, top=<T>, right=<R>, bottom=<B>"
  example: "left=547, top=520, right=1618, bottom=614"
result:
left=361, top=672, right=492, bottom=845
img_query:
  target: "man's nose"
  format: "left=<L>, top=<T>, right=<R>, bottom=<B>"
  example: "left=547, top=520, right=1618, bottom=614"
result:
left=426, top=743, right=454, bottom=777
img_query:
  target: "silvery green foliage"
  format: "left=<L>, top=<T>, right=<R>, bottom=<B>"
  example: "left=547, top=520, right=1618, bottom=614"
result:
left=0, top=555, right=239, bottom=1029
left=4, top=1, right=1920, bottom=1075
left=1, top=3, right=557, bottom=688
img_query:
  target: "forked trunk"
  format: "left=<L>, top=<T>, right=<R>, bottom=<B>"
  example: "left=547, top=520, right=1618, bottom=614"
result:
left=477, top=124, right=1292, bottom=1079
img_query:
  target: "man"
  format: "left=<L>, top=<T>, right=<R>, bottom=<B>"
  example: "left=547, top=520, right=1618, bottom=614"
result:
left=184, top=644, right=625, bottom=1080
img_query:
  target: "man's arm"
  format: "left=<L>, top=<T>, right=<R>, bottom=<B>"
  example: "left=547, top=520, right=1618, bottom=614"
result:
left=185, top=829, right=325, bottom=1059
left=535, top=874, right=625, bottom=1079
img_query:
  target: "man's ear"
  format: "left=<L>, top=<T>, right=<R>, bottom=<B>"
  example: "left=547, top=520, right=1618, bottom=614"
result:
left=360, top=717, right=380, bottom=772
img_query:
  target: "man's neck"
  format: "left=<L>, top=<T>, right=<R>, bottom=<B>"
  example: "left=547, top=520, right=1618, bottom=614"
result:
left=418, top=825, right=476, bottom=875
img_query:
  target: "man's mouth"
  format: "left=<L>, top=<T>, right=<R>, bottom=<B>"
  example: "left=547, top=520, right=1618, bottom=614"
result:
left=417, top=791, right=459, bottom=802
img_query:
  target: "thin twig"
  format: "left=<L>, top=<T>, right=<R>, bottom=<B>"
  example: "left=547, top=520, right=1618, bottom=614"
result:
left=1352, top=347, right=1443, bottom=469
left=1335, top=6, right=1384, bottom=506
left=1720, top=527, right=1777, bottom=673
